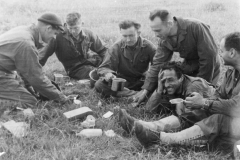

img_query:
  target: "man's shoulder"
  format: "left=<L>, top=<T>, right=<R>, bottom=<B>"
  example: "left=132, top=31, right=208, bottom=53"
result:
left=184, top=75, right=210, bottom=87
left=0, top=25, right=35, bottom=47
left=82, top=28, right=97, bottom=38
left=178, top=17, right=210, bottom=30
left=108, top=39, right=122, bottom=52
left=141, top=37, right=156, bottom=50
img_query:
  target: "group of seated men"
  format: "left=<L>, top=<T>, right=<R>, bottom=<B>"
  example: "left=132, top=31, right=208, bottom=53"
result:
left=0, top=8, right=239, bottom=153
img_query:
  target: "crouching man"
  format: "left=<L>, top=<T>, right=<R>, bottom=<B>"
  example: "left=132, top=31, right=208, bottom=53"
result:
left=0, top=13, right=71, bottom=110
left=95, top=20, right=156, bottom=98
left=118, top=32, right=240, bottom=151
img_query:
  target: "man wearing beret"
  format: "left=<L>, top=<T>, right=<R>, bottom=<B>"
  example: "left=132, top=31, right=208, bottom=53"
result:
left=39, top=12, right=107, bottom=80
left=0, top=12, right=71, bottom=110
left=134, top=9, right=221, bottom=106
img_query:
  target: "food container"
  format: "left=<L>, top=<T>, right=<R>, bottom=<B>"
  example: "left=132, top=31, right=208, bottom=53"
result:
left=111, top=78, right=126, bottom=91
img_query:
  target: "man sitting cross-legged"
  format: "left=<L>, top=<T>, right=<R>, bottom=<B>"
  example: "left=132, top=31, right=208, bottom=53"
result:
left=116, top=62, right=215, bottom=136
left=118, top=32, right=240, bottom=151
left=95, top=20, right=156, bottom=98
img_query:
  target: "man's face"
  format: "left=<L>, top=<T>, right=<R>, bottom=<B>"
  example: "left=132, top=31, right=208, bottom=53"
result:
left=220, top=38, right=233, bottom=66
left=120, top=26, right=139, bottom=46
left=161, top=69, right=182, bottom=95
left=150, top=17, right=171, bottom=40
left=42, top=25, right=59, bottom=43
left=66, top=21, right=82, bottom=38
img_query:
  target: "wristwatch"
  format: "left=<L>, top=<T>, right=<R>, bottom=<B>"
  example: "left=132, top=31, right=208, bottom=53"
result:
left=202, top=99, right=210, bottom=110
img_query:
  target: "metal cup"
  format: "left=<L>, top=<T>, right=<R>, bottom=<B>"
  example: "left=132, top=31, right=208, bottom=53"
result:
left=170, top=98, right=185, bottom=115
left=111, top=78, right=126, bottom=91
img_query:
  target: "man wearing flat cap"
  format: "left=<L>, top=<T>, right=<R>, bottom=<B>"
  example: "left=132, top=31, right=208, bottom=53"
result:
left=39, top=12, right=107, bottom=80
left=0, top=12, right=71, bottom=111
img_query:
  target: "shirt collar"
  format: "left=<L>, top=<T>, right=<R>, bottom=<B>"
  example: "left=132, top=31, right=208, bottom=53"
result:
left=121, top=36, right=147, bottom=49
left=63, top=28, right=87, bottom=42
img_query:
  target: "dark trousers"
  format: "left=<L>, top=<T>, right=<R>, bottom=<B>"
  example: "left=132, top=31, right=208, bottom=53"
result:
left=145, top=90, right=208, bottom=130
left=95, top=79, right=143, bottom=98
left=69, top=65, right=95, bottom=80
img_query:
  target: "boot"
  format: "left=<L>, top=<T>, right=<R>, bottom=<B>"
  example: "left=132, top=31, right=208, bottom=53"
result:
left=160, top=125, right=208, bottom=145
left=118, top=109, right=136, bottom=134
left=134, top=121, right=161, bottom=148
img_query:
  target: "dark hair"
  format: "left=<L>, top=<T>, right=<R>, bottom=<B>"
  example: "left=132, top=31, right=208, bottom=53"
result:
left=161, top=61, right=183, bottom=79
left=119, top=20, right=141, bottom=30
left=224, top=32, right=240, bottom=53
left=149, top=9, right=170, bottom=21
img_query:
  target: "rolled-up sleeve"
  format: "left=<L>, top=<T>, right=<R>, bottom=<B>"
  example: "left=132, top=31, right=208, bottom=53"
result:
left=142, top=44, right=173, bottom=92
left=192, top=23, right=218, bottom=83
left=15, top=42, right=66, bottom=102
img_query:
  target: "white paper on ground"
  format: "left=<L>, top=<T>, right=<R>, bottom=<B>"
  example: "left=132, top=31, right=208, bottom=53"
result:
left=3, top=120, right=29, bottom=138
left=0, top=152, right=5, bottom=157
left=23, top=108, right=35, bottom=118
left=81, top=115, right=96, bottom=128
left=104, top=130, right=116, bottom=137
left=237, top=145, right=240, bottom=152
left=65, top=82, right=73, bottom=86
left=97, top=100, right=102, bottom=107
left=103, top=111, right=113, bottom=118
left=74, top=99, right=82, bottom=105
left=78, top=79, right=90, bottom=84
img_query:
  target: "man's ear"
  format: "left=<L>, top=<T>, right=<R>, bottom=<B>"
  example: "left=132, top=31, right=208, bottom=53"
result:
left=46, top=25, right=52, bottom=31
left=179, top=75, right=184, bottom=82
left=230, top=48, right=236, bottom=58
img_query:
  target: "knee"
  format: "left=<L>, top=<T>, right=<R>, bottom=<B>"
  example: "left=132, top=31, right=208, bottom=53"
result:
left=95, top=79, right=115, bottom=98
left=208, top=114, right=225, bottom=122
left=95, top=80, right=105, bottom=92
left=20, top=92, right=37, bottom=108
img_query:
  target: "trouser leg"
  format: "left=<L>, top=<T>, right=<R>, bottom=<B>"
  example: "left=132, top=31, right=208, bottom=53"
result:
left=196, top=114, right=240, bottom=143
left=126, top=80, right=144, bottom=91
left=95, top=79, right=137, bottom=98
left=0, top=77, right=37, bottom=109
left=145, top=90, right=175, bottom=114
left=69, top=65, right=95, bottom=80
left=95, top=79, right=117, bottom=98
left=139, top=115, right=181, bottom=132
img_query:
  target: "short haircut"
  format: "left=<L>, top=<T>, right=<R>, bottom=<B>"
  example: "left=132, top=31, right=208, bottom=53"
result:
left=66, top=12, right=81, bottom=26
left=149, top=9, right=170, bottom=21
left=224, top=32, right=240, bottom=53
left=119, top=20, right=141, bottom=30
left=161, top=61, right=183, bottom=79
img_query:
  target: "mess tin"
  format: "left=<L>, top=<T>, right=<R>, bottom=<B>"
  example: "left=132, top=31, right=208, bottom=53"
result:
left=111, top=78, right=126, bottom=91
left=170, top=98, right=185, bottom=115
left=54, top=74, right=70, bottom=84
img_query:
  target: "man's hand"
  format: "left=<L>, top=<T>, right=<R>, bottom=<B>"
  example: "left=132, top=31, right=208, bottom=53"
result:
left=184, top=92, right=205, bottom=109
left=133, top=89, right=149, bottom=105
left=61, top=96, right=74, bottom=107
left=157, top=71, right=164, bottom=94
left=104, top=73, right=116, bottom=82
left=26, top=85, right=39, bottom=98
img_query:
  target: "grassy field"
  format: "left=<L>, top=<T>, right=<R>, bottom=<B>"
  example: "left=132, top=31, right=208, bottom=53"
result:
left=0, top=0, right=240, bottom=159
